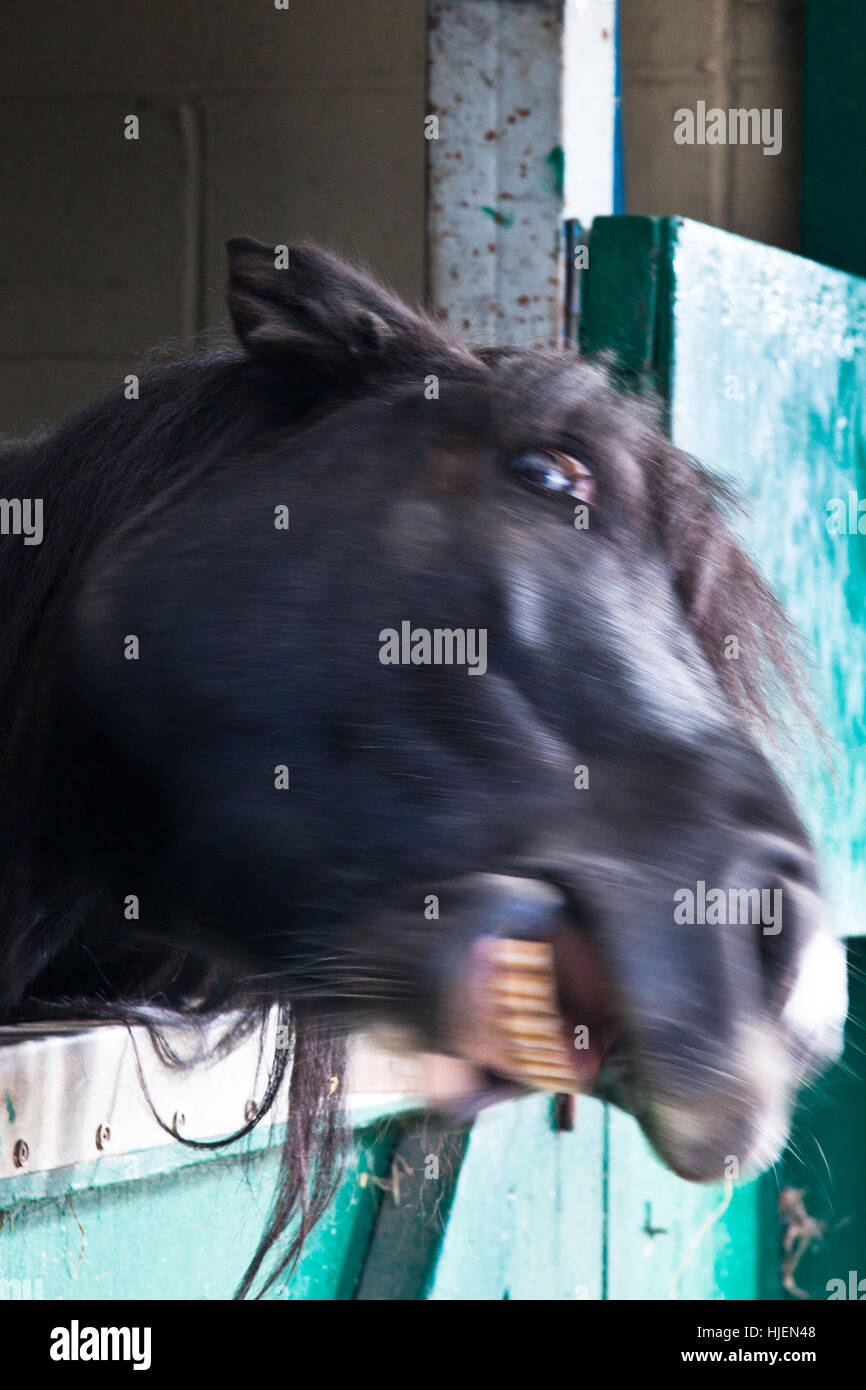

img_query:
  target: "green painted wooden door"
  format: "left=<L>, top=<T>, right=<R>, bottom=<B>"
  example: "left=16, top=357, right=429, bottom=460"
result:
left=582, top=216, right=866, bottom=945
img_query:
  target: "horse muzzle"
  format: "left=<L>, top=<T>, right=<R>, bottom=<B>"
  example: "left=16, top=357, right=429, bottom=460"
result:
left=434, top=865, right=847, bottom=1181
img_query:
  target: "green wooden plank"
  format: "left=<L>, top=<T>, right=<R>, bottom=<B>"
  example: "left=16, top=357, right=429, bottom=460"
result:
left=773, top=939, right=866, bottom=1301
left=0, top=1123, right=284, bottom=1214
left=584, top=214, right=866, bottom=941
left=279, top=1123, right=397, bottom=1301
left=0, top=1122, right=394, bottom=1301
left=0, top=1146, right=283, bottom=1300
left=0, top=1088, right=422, bottom=1214
left=354, top=1121, right=468, bottom=1300
left=580, top=214, right=664, bottom=381
left=803, top=0, right=866, bottom=279
left=581, top=214, right=866, bottom=1300
left=425, top=1093, right=606, bottom=1300
left=662, top=219, right=866, bottom=942
left=605, top=1109, right=774, bottom=1301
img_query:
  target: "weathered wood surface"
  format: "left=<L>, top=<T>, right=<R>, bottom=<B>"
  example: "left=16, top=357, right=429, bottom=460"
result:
left=584, top=215, right=866, bottom=942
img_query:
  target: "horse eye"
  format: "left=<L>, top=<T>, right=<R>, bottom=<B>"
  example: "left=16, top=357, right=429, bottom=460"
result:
left=510, top=450, right=595, bottom=504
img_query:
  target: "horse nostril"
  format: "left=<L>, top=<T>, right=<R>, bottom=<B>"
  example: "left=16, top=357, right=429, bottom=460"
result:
left=757, top=867, right=821, bottom=1010
left=757, top=883, right=795, bottom=998
left=774, top=850, right=811, bottom=887
left=718, top=835, right=822, bottom=1012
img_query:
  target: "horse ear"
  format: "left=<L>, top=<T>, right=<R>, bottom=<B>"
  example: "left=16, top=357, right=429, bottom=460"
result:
left=226, top=237, right=454, bottom=378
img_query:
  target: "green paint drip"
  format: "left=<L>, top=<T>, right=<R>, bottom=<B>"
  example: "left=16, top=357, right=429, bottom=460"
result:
left=480, top=206, right=514, bottom=229
left=5, top=1092, right=15, bottom=1124
left=546, top=145, right=565, bottom=197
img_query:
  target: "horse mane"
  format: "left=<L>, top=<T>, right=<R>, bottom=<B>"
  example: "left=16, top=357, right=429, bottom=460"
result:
left=0, top=349, right=351, bottom=1299
left=616, top=388, right=809, bottom=735
left=0, top=337, right=808, bottom=1298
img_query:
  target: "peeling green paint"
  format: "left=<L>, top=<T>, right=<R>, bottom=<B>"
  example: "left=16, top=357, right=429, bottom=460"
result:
left=480, top=206, right=514, bottom=229
left=545, top=144, right=565, bottom=197
left=582, top=216, right=866, bottom=937
left=4, top=1092, right=14, bottom=1124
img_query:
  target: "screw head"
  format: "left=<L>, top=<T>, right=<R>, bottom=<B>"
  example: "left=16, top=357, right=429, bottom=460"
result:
left=96, top=1123, right=111, bottom=1151
left=172, top=1111, right=186, bottom=1133
left=12, top=1139, right=29, bottom=1168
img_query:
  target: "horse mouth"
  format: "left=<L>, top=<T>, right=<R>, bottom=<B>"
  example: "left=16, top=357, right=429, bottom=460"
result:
left=356, top=865, right=842, bottom=1181
left=439, top=926, right=788, bottom=1181
left=425, top=871, right=843, bottom=1181
left=444, top=923, right=625, bottom=1107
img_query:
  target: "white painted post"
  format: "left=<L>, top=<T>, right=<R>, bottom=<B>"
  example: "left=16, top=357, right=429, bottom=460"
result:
left=427, top=0, right=617, bottom=348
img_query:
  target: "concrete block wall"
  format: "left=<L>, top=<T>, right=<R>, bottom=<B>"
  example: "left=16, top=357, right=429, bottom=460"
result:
left=1, top=2, right=808, bottom=436
left=0, top=1, right=427, bottom=435
left=620, top=0, right=803, bottom=254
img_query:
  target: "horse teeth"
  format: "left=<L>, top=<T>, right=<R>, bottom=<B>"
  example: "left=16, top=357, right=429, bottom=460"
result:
left=508, top=1046, right=574, bottom=1068
left=491, top=977, right=558, bottom=1005
left=495, top=1014, right=562, bottom=1038
left=475, top=938, right=583, bottom=1091
left=510, top=1069, right=580, bottom=1093
left=484, top=939, right=554, bottom=972
left=476, top=937, right=580, bottom=1092
left=494, top=1018, right=566, bottom=1048
left=507, top=1042, right=572, bottom=1061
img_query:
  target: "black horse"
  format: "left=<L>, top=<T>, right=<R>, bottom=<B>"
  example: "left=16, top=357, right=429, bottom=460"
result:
left=0, top=240, right=846, bottom=1295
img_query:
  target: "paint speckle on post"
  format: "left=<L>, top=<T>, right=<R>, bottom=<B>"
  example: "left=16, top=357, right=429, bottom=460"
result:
left=4, top=1092, right=15, bottom=1123
left=481, top=206, right=514, bottom=228
left=546, top=145, right=565, bottom=197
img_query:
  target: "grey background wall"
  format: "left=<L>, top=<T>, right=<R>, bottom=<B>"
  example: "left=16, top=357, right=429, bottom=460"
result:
left=620, top=0, right=803, bottom=253
left=1, top=0, right=803, bottom=437
left=0, top=1, right=427, bottom=434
